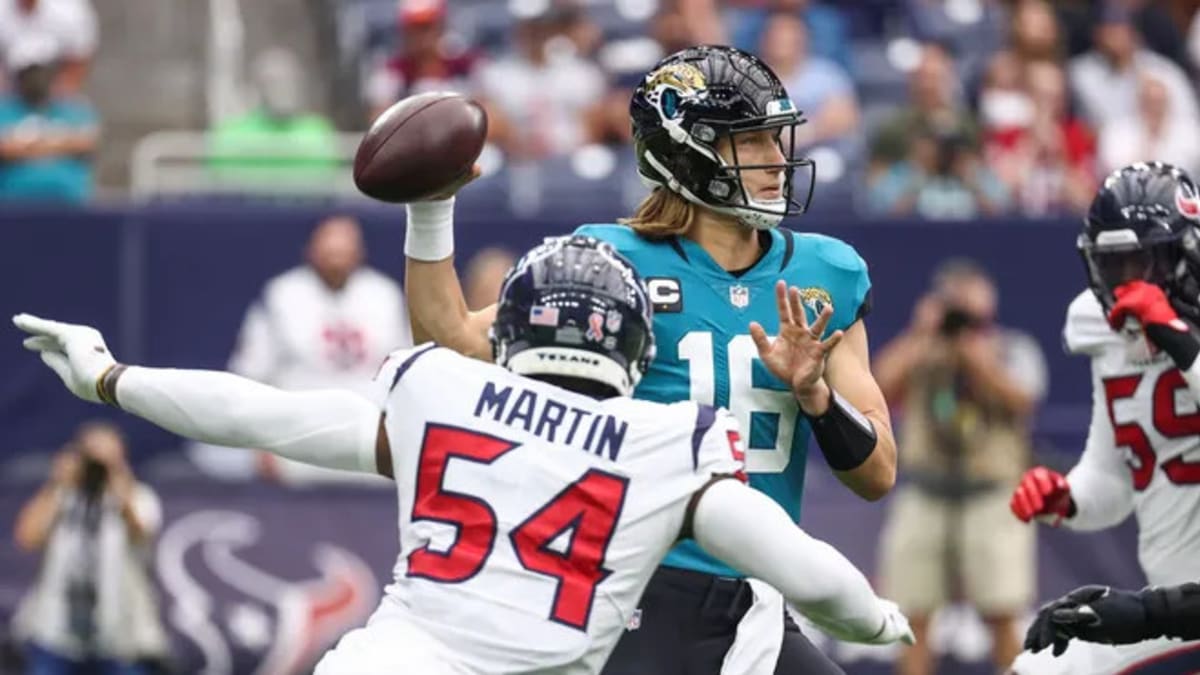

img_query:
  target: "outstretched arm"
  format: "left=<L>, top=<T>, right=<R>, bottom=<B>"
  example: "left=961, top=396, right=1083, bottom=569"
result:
left=14, top=314, right=383, bottom=476
left=692, top=479, right=913, bottom=645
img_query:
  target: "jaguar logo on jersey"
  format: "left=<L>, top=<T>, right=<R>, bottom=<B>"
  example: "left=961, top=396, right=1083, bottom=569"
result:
left=798, top=287, right=834, bottom=316
left=646, top=277, right=683, bottom=313
left=729, top=284, right=750, bottom=309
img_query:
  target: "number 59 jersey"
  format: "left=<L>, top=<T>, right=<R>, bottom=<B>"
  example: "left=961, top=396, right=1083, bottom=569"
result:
left=1063, top=290, right=1200, bottom=587
left=575, top=223, right=871, bottom=576
left=368, top=345, right=745, bottom=674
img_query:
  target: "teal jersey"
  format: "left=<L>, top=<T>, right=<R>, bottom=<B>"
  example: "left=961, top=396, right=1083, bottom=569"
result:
left=574, top=223, right=872, bottom=577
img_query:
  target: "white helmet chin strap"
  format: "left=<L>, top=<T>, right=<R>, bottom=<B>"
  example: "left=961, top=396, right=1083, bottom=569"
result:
left=641, top=150, right=786, bottom=230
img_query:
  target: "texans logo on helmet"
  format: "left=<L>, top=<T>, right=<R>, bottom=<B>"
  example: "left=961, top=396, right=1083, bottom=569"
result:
left=156, top=509, right=378, bottom=675
left=1177, top=184, right=1200, bottom=222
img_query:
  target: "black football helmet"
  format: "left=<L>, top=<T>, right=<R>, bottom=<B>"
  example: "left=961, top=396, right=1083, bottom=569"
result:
left=1079, top=162, right=1200, bottom=322
left=630, top=45, right=814, bottom=229
left=491, top=235, right=655, bottom=396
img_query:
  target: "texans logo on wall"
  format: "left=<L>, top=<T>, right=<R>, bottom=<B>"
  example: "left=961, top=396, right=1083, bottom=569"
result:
left=155, top=504, right=380, bottom=674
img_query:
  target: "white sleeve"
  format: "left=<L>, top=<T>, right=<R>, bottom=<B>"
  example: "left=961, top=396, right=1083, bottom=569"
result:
left=692, top=479, right=887, bottom=643
left=227, top=301, right=279, bottom=383
left=693, top=406, right=747, bottom=480
left=116, top=366, right=380, bottom=474
left=1063, top=360, right=1135, bottom=531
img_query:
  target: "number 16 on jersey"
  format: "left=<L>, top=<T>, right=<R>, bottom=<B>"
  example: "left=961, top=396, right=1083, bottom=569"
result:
left=679, top=331, right=796, bottom=473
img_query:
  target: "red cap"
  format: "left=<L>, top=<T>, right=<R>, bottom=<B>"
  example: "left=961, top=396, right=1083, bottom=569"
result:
left=400, top=0, right=444, bottom=26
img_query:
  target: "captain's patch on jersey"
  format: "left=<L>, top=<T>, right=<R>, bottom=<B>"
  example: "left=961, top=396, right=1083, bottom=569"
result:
left=646, top=277, right=683, bottom=313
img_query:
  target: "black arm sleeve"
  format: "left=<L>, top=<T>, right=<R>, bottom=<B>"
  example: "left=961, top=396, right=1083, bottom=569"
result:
left=1144, top=582, right=1200, bottom=641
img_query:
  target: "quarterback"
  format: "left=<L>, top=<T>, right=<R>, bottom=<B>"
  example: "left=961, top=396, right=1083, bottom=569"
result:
left=405, top=45, right=895, bottom=674
left=1010, top=163, right=1200, bottom=674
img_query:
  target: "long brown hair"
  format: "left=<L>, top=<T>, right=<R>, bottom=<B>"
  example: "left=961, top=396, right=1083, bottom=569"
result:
left=620, top=188, right=698, bottom=239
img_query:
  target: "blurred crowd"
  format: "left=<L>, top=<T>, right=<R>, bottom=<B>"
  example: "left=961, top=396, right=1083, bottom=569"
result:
left=360, top=0, right=1200, bottom=219
left=3, top=0, right=1200, bottom=218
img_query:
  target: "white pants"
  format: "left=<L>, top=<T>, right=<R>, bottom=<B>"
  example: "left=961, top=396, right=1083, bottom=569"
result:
left=315, top=609, right=470, bottom=675
left=1010, top=636, right=1200, bottom=674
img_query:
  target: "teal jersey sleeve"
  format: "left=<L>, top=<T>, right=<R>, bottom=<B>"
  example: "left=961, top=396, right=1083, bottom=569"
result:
left=784, top=231, right=872, bottom=335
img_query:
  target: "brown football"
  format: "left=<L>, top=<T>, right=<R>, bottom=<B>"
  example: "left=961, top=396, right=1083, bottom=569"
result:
left=353, top=92, right=488, bottom=203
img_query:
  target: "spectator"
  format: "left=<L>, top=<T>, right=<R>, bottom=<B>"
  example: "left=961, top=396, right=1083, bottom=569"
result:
left=0, top=0, right=97, bottom=94
left=11, top=422, right=168, bottom=675
left=869, top=43, right=977, bottom=176
left=724, top=0, right=851, bottom=72
left=207, top=47, right=339, bottom=192
left=984, top=59, right=1095, bottom=215
left=1098, top=74, right=1200, bottom=177
left=462, top=246, right=516, bottom=311
left=1069, top=3, right=1198, bottom=130
left=475, top=7, right=605, bottom=160
left=874, top=259, right=1047, bottom=675
left=188, top=216, right=412, bottom=485
left=904, top=0, right=1008, bottom=81
left=868, top=43, right=1010, bottom=219
left=758, top=12, right=860, bottom=156
left=0, top=37, right=97, bottom=204
left=364, top=0, right=480, bottom=123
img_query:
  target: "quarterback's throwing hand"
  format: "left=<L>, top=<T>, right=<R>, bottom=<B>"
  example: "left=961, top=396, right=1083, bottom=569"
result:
left=12, top=313, right=116, bottom=404
left=750, top=281, right=843, bottom=406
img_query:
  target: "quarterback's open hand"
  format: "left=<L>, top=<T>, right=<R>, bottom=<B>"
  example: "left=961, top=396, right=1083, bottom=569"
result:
left=12, top=313, right=116, bottom=404
left=750, top=281, right=843, bottom=411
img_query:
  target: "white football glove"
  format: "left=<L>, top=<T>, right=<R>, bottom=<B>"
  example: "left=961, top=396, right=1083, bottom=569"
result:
left=13, top=313, right=117, bottom=404
left=869, top=598, right=916, bottom=646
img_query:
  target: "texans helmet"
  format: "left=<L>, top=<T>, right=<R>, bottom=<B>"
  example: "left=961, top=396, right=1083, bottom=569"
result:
left=491, top=235, right=655, bottom=397
left=1079, top=162, right=1200, bottom=323
left=630, top=45, right=814, bottom=230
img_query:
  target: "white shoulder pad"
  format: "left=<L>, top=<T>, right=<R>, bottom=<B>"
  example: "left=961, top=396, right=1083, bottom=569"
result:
left=1063, top=290, right=1118, bottom=356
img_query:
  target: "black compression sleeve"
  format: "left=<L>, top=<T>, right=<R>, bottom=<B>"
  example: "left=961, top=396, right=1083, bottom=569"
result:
left=1143, top=582, right=1200, bottom=641
left=807, top=390, right=877, bottom=471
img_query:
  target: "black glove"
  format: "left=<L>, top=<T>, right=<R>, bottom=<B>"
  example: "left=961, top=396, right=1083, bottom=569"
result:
left=1025, top=585, right=1155, bottom=657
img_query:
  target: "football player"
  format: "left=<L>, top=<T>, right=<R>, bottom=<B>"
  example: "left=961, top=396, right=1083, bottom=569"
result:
left=1009, top=162, right=1200, bottom=674
left=13, top=236, right=913, bottom=675
left=405, top=45, right=895, bottom=674
left=1025, top=581, right=1200, bottom=656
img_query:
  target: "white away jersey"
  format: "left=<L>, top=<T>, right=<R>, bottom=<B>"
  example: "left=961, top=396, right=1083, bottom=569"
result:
left=367, top=345, right=745, bottom=674
left=1063, top=290, right=1200, bottom=586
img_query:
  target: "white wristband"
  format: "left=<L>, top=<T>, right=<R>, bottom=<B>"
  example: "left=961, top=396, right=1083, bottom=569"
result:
left=405, top=197, right=456, bottom=261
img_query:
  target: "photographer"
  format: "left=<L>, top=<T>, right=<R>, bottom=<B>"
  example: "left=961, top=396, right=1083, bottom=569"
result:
left=11, top=421, right=167, bottom=675
left=873, top=259, right=1047, bottom=675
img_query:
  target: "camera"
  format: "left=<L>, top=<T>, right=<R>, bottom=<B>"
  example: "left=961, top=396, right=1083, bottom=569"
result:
left=80, top=455, right=108, bottom=497
left=940, top=306, right=980, bottom=337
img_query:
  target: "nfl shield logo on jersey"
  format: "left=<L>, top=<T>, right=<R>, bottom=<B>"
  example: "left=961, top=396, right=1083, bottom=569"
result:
left=729, top=285, right=750, bottom=308
left=626, top=608, right=642, bottom=631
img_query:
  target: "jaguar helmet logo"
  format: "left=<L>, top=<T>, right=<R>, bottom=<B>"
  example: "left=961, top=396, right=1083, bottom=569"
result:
left=644, top=63, right=708, bottom=120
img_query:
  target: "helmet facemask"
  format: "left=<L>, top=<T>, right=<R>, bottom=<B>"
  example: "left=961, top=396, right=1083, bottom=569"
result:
left=1079, top=227, right=1200, bottom=324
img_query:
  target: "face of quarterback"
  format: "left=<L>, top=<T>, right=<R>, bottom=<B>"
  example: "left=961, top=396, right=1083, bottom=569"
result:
left=307, top=217, right=365, bottom=291
left=716, top=127, right=788, bottom=203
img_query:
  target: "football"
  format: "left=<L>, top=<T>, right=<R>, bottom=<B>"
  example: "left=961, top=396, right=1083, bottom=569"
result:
left=353, top=92, right=488, bottom=203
